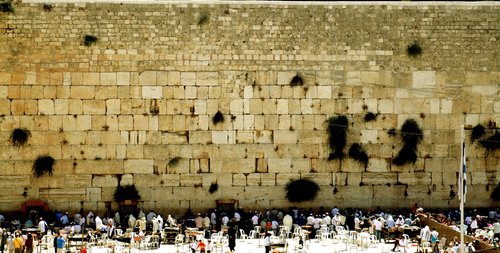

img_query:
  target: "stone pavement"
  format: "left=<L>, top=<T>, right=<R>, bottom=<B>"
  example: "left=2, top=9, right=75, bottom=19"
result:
left=57, top=238, right=420, bottom=253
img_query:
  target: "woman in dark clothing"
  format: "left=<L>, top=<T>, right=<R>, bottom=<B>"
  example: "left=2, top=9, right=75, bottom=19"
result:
left=228, top=224, right=237, bottom=252
left=24, top=234, right=34, bottom=253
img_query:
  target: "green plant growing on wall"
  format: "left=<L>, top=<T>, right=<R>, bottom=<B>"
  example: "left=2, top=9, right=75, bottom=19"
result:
left=43, top=4, right=53, bottom=12
left=491, top=183, right=500, bottom=201
left=198, top=14, right=209, bottom=26
left=83, top=35, right=98, bottom=46
left=393, top=119, right=423, bottom=166
left=470, top=124, right=485, bottom=142
left=290, top=74, right=304, bottom=86
left=327, top=115, right=348, bottom=160
left=209, top=182, right=219, bottom=194
left=168, top=156, right=182, bottom=167
left=11, top=128, right=31, bottom=147
left=32, top=155, right=55, bottom=177
left=348, top=143, right=369, bottom=168
left=364, top=112, right=377, bottom=122
left=407, top=42, right=422, bottom=57
left=114, top=185, right=141, bottom=203
left=479, top=132, right=500, bottom=152
left=0, top=2, right=14, bottom=13
left=212, top=110, right=224, bottom=125
left=285, top=178, right=319, bottom=202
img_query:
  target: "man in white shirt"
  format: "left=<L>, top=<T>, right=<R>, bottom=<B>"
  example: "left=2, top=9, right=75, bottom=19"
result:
left=38, top=218, right=48, bottom=235
left=251, top=213, right=259, bottom=227
left=373, top=218, right=383, bottom=241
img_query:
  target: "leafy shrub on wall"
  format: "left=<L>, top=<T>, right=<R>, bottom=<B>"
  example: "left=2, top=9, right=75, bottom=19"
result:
left=11, top=128, right=31, bottom=147
left=393, top=119, right=423, bottom=166
left=327, top=115, right=348, bottom=160
left=114, top=185, right=141, bottom=202
left=32, top=155, right=55, bottom=177
left=285, top=179, right=320, bottom=202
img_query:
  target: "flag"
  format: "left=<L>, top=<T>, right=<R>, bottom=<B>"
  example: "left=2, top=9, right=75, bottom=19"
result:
left=459, top=142, right=467, bottom=203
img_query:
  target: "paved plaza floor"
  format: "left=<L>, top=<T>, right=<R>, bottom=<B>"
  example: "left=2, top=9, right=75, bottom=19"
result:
left=61, top=238, right=419, bottom=253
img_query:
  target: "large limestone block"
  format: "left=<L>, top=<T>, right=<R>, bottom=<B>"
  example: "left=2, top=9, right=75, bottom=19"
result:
left=361, top=172, right=398, bottom=185
left=92, top=175, right=119, bottom=187
left=134, top=174, right=161, bottom=187
left=273, top=131, right=297, bottom=144
left=196, top=72, right=218, bottom=86
left=301, top=173, right=332, bottom=186
left=124, top=159, right=154, bottom=174
left=232, top=174, right=247, bottom=186
left=0, top=175, right=31, bottom=188
left=276, top=173, right=300, bottom=186
left=366, top=158, right=390, bottom=172
left=412, top=71, right=436, bottom=88
left=398, top=172, right=431, bottom=185
left=38, top=99, right=55, bottom=115
left=70, top=86, right=95, bottom=99
left=150, top=187, right=174, bottom=202
left=138, top=71, right=157, bottom=85
left=202, top=173, right=232, bottom=187
left=424, top=158, right=458, bottom=172
left=75, top=160, right=124, bottom=174
left=85, top=187, right=102, bottom=201
left=210, top=158, right=254, bottom=173
left=268, top=158, right=292, bottom=173
left=180, top=174, right=203, bottom=187
left=161, top=174, right=181, bottom=186
left=142, top=86, right=163, bottom=99
left=83, top=100, right=105, bottom=114
left=40, top=188, right=86, bottom=201
left=100, top=73, right=117, bottom=86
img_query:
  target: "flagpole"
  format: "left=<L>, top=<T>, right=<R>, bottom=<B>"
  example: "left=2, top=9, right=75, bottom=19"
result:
left=459, top=125, right=465, bottom=253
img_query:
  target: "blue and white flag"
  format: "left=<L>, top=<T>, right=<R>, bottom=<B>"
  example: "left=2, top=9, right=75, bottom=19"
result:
left=459, top=142, right=467, bottom=203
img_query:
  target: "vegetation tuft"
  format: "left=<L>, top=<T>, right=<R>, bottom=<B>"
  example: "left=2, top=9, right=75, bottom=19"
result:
left=479, top=132, right=500, bottom=152
left=209, top=182, right=219, bottom=194
left=393, top=119, right=423, bottom=166
left=470, top=124, right=485, bottom=142
left=491, top=184, right=500, bottom=201
left=348, top=143, right=369, bottom=168
left=285, top=179, right=320, bottom=203
left=32, top=155, right=55, bottom=177
left=83, top=35, right=98, bottom=46
left=43, top=4, right=53, bottom=12
left=11, top=128, right=31, bottom=147
left=364, top=112, right=377, bottom=122
left=407, top=42, right=422, bottom=57
left=198, top=14, right=209, bottom=26
left=212, top=110, right=224, bottom=125
left=0, top=2, right=14, bottom=13
left=114, top=185, right=141, bottom=202
left=168, top=156, right=181, bottom=167
left=290, top=74, right=304, bottom=86
left=327, top=115, right=348, bottom=160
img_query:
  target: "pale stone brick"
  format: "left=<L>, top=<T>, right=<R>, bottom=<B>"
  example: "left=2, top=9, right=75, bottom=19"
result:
left=277, top=72, right=296, bottom=85
left=181, top=72, right=196, bottom=86
left=273, top=131, right=297, bottom=144
left=249, top=99, right=262, bottom=114
left=317, top=86, right=332, bottom=99
left=118, top=115, right=133, bottom=130
left=168, top=71, right=181, bottom=85
left=236, top=131, right=254, bottom=144
left=360, top=129, right=378, bottom=143
left=429, top=99, right=440, bottom=114
left=142, top=86, right=163, bottom=99
left=180, top=174, right=203, bottom=187
left=233, top=174, right=246, bottom=186
left=92, top=175, right=119, bottom=187
left=117, top=72, right=130, bottom=86
left=106, top=99, right=120, bottom=115
left=120, top=174, right=134, bottom=186
left=412, top=71, right=436, bottom=88
left=124, top=159, right=154, bottom=174
left=262, top=99, right=277, bottom=114
left=71, top=86, right=95, bottom=99
left=38, top=99, right=54, bottom=115
left=82, top=73, right=99, bottom=86
left=276, top=173, right=298, bottom=186
left=268, top=158, right=292, bottom=173
left=185, top=86, right=197, bottom=99
left=398, top=172, right=431, bottom=185
left=261, top=173, right=275, bottom=186
left=361, top=71, right=380, bottom=84
left=440, top=99, right=453, bottom=114
left=133, top=115, right=149, bottom=130
left=230, top=99, right=243, bottom=115
left=244, top=86, right=253, bottom=98
left=100, top=73, right=116, bottom=85
left=82, top=100, right=105, bottom=114
left=196, top=72, right=218, bottom=86
left=138, top=71, right=156, bottom=85
left=247, top=173, right=261, bottom=186
left=75, top=115, right=91, bottom=130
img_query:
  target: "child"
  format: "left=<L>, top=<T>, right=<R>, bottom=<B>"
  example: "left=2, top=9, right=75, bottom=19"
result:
left=206, top=240, right=213, bottom=253
left=190, top=240, right=197, bottom=253
left=197, top=240, right=206, bottom=253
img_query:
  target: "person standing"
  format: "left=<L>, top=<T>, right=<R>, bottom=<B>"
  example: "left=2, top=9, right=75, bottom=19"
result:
left=38, top=218, right=48, bottom=235
left=264, top=232, right=271, bottom=253
left=24, top=234, right=34, bottom=253
left=228, top=224, right=236, bottom=252
left=56, top=233, right=65, bottom=253
left=197, top=240, right=206, bottom=253
left=12, top=234, right=22, bottom=253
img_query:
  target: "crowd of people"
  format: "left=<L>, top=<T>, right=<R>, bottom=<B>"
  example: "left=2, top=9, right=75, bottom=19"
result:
left=0, top=205, right=499, bottom=253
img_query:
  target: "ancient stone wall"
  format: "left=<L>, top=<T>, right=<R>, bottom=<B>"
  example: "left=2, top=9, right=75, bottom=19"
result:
left=0, top=1, right=498, bottom=214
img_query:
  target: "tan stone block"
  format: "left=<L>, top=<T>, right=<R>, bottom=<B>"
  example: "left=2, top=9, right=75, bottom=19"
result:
left=71, top=86, right=95, bottom=99
left=333, top=172, right=348, bottom=186
left=100, top=73, right=117, bottom=85
left=262, top=99, right=277, bottom=114
left=24, top=100, right=38, bottom=115
left=85, top=188, right=101, bottom=201
left=54, top=99, right=68, bottom=114
left=76, top=115, right=91, bottom=131
left=138, top=71, right=156, bottom=85
left=249, top=99, right=262, bottom=114
left=117, top=72, right=130, bottom=86
left=273, top=131, right=297, bottom=144
left=124, top=159, right=154, bottom=174
left=82, top=100, right=105, bottom=114
left=38, top=99, right=54, bottom=115
left=268, top=158, right=292, bottom=173
left=119, top=174, right=134, bottom=186
left=134, top=174, right=161, bottom=187
left=0, top=72, right=11, bottom=84
left=75, top=160, right=124, bottom=174
left=0, top=99, right=9, bottom=115
left=256, top=158, right=268, bottom=173
left=366, top=158, right=390, bottom=172
left=196, top=72, right=218, bottom=86
left=291, top=158, right=310, bottom=173
left=92, top=175, right=119, bottom=187
left=82, top=73, right=100, bottom=86
left=246, top=173, right=261, bottom=186
left=40, top=188, right=86, bottom=201
left=0, top=86, right=7, bottom=98
left=142, top=86, right=163, bottom=99
left=232, top=174, right=246, bottom=186
left=398, top=172, right=431, bottom=185
left=362, top=172, right=398, bottom=185
left=133, top=115, right=149, bottom=130
left=180, top=174, right=203, bottom=187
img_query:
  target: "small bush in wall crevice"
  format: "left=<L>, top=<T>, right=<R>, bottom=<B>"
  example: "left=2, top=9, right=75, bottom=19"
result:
left=33, top=155, right=55, bottom=178
left=290, top=74, right=304, bottom=87
left=0, top=2, right=14, bottom=13
left=479, top=132, right=500, bottom=152
left=327, top=115, right=348, bottom=160
left=198, top=14, right=209, bottom=26
left=168, top=156, right=182, bottom=168
left=212, top=110, right=224, bottom=125
left=11, top=128, right=31, bottom=147
left=348, top=143, right=369, bottom=168
left=209, top=182, right=219, bottom=194
left=114, top=185, right=141, bottom=202
left=470, top=124, right=485, bottom=142
left=364, top=112, right=377, bottom=122
left=407, top=42, right=422, bottom=57
left=393, top=119, right=423, bottom=166
left=285, top=178, right=320, bottom=203
left=83, top=35, right=98, bottom=46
